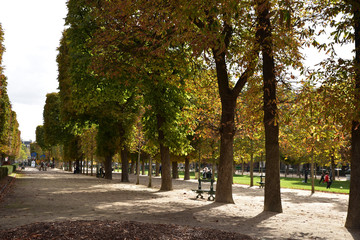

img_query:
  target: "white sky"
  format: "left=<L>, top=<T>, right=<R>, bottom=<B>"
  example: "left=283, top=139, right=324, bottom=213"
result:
left=0, top=0, right=67, bottom=141
left=0, top=1, right=355, bottom=142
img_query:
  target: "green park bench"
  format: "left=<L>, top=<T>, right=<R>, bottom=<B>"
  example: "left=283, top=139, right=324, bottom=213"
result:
left=257, top=174, right=265, bottom=188
left=192, top=178, right=216, bottom=201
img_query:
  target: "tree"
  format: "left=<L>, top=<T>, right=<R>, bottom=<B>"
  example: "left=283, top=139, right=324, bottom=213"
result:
left=43, top=92, right=64, bottom=165
left=346, top=0, right=360, bottom=229
left=103, top=0, right=260, bottom=202
left=43, top=93, right=63, bottom=146
left=61, top=0, right=141, bottom=180
left=308, top=0, right=360, bottom=228
left=35, top=126, right=47, bottom=153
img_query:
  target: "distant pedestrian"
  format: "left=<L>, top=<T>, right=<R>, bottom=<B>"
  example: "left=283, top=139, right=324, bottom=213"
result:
left=319, top=171, right=325, bottom=184
left=304, top=168, right=308, bottom=183
left=325, top=172, right=332, bottom=189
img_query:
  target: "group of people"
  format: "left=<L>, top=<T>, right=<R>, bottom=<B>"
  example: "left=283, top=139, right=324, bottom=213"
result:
left=39, top=161, right=47, bottom=171
left=304, top=168, right=333, bottom=188
left=202, top=167, right=212, bottom=179
left=319, top=171, right=333, bottom=189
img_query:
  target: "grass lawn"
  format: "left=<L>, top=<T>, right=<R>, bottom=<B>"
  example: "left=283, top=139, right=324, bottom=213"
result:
left=232, top=175, right=350, bottom=194
left=175, top=171, right=349, bottom=194
left=133, top=170, right=350, bottom=194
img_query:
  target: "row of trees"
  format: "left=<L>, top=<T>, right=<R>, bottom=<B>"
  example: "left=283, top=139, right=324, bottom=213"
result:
left=34, top=0, right=359, bottom=229
left=0, top=23, right=21, bottom=165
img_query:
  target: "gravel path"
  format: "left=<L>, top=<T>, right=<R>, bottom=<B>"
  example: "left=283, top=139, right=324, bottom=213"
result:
left=0, top=167, right=359, bottom=240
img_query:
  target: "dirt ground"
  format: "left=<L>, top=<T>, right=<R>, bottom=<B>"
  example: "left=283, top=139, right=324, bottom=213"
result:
left=0, top=167, right=359, bottom=240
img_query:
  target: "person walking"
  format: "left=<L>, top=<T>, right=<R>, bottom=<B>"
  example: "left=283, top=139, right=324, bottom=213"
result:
left=304, top=168, right=308, bottom=183
left=325, top=172, right=332, bottom=189
left=319, top=171, right=325, bottom=184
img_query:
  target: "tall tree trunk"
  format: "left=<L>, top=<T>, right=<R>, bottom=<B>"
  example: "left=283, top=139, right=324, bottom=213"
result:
left=104, top=154, right=112, bottom=180
left=121, top=146, right=129, bottom=182
left=311, top=148, right=315, bottom=194
left=148, top=156, right=152, bottom=187
left=155, top=161, right=160, bottom=176
left=212, top=45, right=238, bottom=203
left=141, top=160, right=145, bottom=175
left=157, top=114, right=172, bottom=191
left=130, top=158, right=135, bottom=174
left=184, top=156, right=190, bottom=180
left=136, top=145, right=140, bottom=185
left=250, top=147, right=254, bottom=187
left=172, top=161, right=179, bottom=179
left=257, top=0, right=282, bottom=213
left=346, top=2, right=360, bottom=229
left=331, top=153, right=336, bottom=182
left=216, top=93, right=236, bottom=203
left=90, top=154, right=93, bottom=176
left=241, top=158, right=244, bottom=175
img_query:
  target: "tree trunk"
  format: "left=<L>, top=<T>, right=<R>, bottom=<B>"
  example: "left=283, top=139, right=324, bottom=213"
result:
left=250, top=150, right=254, bottom=187
left=345, top=2, right=360, bottom=229
left=130, top=158, right=135, bottom=174
left=241, top=158, right=244, bottom=175
left=90, top=154, right=93, bottom=176
left=184, top=156, right=190, bottom=180
left=136, top=145, right=140, bottom=185
left=157, top=114, right=172, bottom=191
left=121, top=147, right=129, bottom=182
left=156, top=161, right=160, bottom=176
left=311, top=149, right=315, bottom=194
left=104, top=154, right=112, bottom=180
left=331, top=153, right=336, bottom=182
left=211, top=38, right=241, bottom=203
left=257, top=0, right=282, bottom=213
left=141, top=160, right=145, bottom=175
left=172, top=161, right=179, bottom=179
left=215, top=92, right=236, bottom=203
left=148, top=156, right=152, bottom=188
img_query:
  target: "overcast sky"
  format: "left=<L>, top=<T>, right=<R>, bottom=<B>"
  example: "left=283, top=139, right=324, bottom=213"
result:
left=0, top=1, right=354, bottom=142
left=0, top=0, right=67, bottom=141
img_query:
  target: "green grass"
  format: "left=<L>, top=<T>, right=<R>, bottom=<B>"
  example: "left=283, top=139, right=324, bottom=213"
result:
left=136, top=170, right=350, bottom=194
left=232, top=174, right=350, bottom=194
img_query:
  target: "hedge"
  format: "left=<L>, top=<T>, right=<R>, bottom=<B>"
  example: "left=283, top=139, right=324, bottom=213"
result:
left=0, top=164, right=18, bottom=180
left=0, top=166, right=8, bottom=180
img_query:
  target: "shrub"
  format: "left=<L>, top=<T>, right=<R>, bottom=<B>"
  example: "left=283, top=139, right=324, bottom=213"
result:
left=1, top=165, right=13, bottom=175
left=0, top=167, right=9, bottom=180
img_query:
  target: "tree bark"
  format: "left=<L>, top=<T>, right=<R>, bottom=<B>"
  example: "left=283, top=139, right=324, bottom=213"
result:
left=345, top=1, right=360, bottom=229
left=250, top=150, right=254, bottom=187
left=157, top=114, right=172, bottom=191
left=148, top=156, right=152, bottom=187
left=141, top=160, right=145, bottom=175
left=311, top=149, right=315, bottom=194
left=90, top=154, right=93, bottom=176
left=257, top=0, right=282, bottom=213
left=104, top=154, right=112, bottom=180
left=172, top=161, right=179, bottom=179
left=250, top=138, right=254, bottom=187
left=215, top=85, right=236, bottom=203
left=121, top=146, right=129, bottom=182
left=184, top=156, right=190, bottom=180
left=212, top=46, right=243, bottom=203
left=130, top=158, right=135, bottom=174
left=331, top=153, right=336, bottom=182
left=155, top=161, right=160, bottom=176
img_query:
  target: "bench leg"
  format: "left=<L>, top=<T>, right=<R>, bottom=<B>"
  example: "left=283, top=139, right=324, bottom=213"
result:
left=196, top=193, right=204, bottom=199
left=208, top=194, right=215, bottom=201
